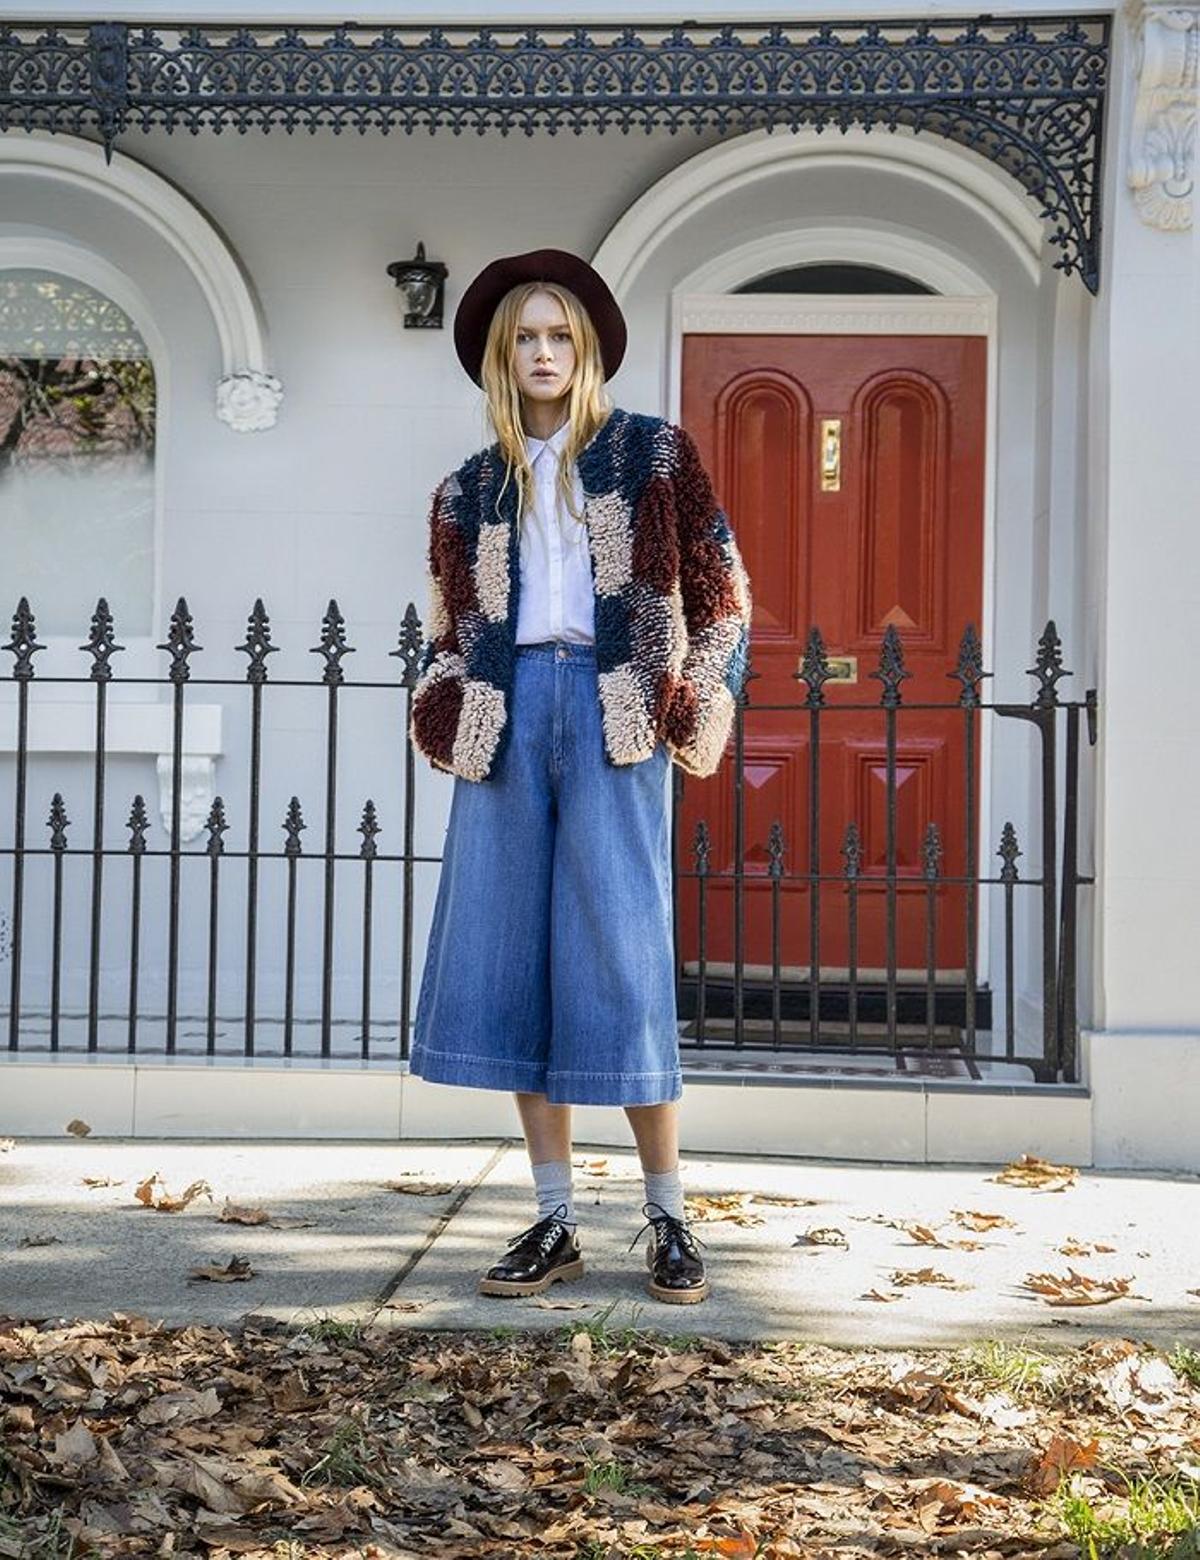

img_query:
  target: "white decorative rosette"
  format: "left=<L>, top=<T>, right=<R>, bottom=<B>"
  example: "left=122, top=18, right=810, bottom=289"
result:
left=216, top=369, right=284, bottom=432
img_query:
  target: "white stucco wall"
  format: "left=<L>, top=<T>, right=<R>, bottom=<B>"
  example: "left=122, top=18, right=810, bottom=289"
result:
left=2, top=0, right=1195, bottom=1175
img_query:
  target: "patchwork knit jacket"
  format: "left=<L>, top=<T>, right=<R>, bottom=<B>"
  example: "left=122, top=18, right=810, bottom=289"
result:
left=409, top=406, right=753, bottom=783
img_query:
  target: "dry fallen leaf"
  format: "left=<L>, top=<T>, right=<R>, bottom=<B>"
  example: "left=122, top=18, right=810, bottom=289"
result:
left=1095, top=1350, right=1183, bottom=1416
left=17, top=1233, right=61, bottom=1247
left=795, top=1226, right=849, bottom=1249
left=890, top=1267, right=972, bottom=1291
left=950, top=1208, right=1019, bottom=1232
left=134, top=1172, right=213, bottom=1212
left=571, top=1156, right=610, bottom=1175
left=694, top=1534, right=758, bottom=1558
left=1057, top=1236, right=1116, bottom=1256
left=901, top=1221, right=986, bottom=1251
left=861, top=1287, right=904, bottom=1302
left=80, top=1174, right=123, bottom=1188
left=188, top=1255, right=255, bottom=1283
left=528, top=1295, right=590, bottom=1310
left=1028, top=1434, right=1101, bottom=1494
left=749, top=1192, right=823, bottom=1208
left=382, top=1180, right=456, bottom=1196
left=218, top=1200, right=272, bottom=1225
left=65, top=1118, right=91, bottom=1137
left=1020, top=1268, right=1144, bottom=1306
left=989, top=1154, right=1078, bottom=1192
left=685, top=1192, right=766, bottom=1226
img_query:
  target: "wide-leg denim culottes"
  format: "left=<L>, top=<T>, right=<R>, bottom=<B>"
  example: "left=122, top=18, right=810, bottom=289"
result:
left=409, top=638, right=681, bottom=1105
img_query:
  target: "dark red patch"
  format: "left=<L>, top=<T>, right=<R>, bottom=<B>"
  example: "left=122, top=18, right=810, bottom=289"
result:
left=631, top=474, right=680, bottom=595
left=671, top=428, right=738, bottom=631
left=661, top=676, right=699, bottom=749
left=430, top=499, right=477, bottom=630
left=411, top=674, right=463, bottom=767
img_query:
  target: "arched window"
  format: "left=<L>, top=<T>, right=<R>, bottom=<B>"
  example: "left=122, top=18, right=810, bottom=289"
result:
left=0, top=268, right=156, bottom=635
left=736, top=262, right=936, bottom=295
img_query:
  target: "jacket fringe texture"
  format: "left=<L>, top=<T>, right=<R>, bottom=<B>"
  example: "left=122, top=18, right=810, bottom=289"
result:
left=409, top=406, right=753, bottom=782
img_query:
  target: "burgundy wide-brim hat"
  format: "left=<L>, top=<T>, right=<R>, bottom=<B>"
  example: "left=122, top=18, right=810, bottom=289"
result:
left=453, top=247, right=627, bottom=387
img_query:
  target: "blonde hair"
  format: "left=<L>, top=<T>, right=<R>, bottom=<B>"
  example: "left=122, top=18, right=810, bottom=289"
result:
left=479, top=280, right=614, bottom=526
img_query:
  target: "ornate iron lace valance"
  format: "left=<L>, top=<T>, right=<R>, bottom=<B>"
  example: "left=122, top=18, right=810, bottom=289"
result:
left=0, top=16, right=1109, bottom=290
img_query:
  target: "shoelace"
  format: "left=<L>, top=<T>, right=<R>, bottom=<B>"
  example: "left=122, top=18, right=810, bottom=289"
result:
left=625, top=1200, right=707, bottom=1257
left=507, top=1201, right=575, bottom=1256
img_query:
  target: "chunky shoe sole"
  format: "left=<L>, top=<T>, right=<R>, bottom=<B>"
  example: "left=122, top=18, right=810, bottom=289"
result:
left=645, top=1241, right=709, bottom=1304
left=477, top=1255, right=585, bottom=1297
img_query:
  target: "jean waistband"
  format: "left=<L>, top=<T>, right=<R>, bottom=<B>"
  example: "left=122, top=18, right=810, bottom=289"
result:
left=515, top=639, right=597, bottom=662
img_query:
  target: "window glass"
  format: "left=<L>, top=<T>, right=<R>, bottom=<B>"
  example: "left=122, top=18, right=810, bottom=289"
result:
left=0, top=269, right=155, bottom=635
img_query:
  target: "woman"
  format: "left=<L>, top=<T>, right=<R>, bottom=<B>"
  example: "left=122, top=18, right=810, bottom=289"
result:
left=408, top=248, right=752, bottom=1306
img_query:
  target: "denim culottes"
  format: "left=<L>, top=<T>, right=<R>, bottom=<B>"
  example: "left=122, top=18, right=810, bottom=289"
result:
left=408, top=638, right=682, bottom=1105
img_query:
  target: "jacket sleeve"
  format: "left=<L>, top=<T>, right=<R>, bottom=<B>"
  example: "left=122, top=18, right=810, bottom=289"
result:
left=666, top=423, right=754, bottom=779
left=409, top=474, right=468, bottom=772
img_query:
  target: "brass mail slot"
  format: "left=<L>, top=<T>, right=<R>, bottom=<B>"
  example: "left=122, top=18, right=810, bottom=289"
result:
left=826, top=654, right=858, bottom=683
left=820, top=417, right=842, bottom=491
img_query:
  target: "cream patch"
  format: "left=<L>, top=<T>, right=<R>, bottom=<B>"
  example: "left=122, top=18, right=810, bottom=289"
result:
left=585, top=491, right=634, bottom=594
left=425, top=564, right=450, bottom=641
left=672, top=684, right=736, bottom=778
left=474, top=521, right=511, bottom=623
left=666, top=584, right=688, bottom=675
left=415, top=647, right=466, bottom=692
left=452, top=679, right=507, bottom=781
left=597, top=663, right=656, bottom=763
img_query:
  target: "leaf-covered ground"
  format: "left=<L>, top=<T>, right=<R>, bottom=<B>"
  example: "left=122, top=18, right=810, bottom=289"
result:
left=3, top=1308, right=1200, bottom=1560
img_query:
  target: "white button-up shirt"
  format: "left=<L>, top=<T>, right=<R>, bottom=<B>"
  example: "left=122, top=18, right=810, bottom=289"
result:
left=514, top=418, right=596, bottom=645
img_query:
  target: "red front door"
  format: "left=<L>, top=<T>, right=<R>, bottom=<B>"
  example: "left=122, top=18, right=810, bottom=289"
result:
left=678, top=332, right=987, bottom=981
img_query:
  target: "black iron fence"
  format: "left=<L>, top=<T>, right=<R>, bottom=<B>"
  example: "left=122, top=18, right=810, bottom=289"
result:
left=1, top=596, right=1096, bottom=1081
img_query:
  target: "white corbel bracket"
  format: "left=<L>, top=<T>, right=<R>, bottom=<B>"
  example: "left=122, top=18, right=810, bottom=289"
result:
left=1127, top=1, right=1199, bottom=230
left=155, top=754, right=218, bottom=842
left=0, top=699, right=223, bottom=846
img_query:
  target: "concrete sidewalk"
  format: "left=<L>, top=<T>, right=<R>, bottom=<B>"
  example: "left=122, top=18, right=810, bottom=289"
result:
left=2, top=1135, right=1197, bottom=1347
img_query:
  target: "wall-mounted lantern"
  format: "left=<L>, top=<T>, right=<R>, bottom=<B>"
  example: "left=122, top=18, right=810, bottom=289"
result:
left=386, top=241, right=448, bottom=328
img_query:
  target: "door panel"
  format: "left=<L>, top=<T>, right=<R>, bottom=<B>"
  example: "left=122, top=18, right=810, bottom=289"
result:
left=679, top=333, right=986, bottom=980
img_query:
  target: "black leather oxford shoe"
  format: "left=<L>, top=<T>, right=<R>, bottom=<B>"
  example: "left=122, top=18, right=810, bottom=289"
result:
left=477, top=1202, right=584, bottom=1297
left=627, top=1200, right=709, bottom=1304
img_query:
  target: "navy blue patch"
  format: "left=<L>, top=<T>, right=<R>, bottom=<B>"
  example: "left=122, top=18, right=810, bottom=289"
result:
left=593, top=592, right=631, bottom=673
left=467, top=617, right=515, bottom=688
left=578, top=407, right=664, bottom=502
left=724, top=622, right=750, bottom=697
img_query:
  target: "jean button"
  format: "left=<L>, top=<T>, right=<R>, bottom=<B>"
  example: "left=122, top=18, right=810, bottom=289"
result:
left=557, top=645, right=567, bottom=659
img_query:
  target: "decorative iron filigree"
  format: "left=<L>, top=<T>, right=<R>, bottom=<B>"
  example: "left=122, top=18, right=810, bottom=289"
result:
left=0, top=17, right=1109, bottom=289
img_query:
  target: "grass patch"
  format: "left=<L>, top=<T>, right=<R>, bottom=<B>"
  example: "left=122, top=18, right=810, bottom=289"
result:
left=581, top=1455, right=658, bottom=1498
left=1051, top=1470, right=1200, bottom=1559
left=1169, top=1344, right=1200, bottom=1390
left=298, top=1416, right=386, bottom=1492
left=291, top=1315, right=367, bottom=1346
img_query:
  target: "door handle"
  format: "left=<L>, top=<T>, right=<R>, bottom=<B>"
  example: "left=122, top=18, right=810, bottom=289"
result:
left=820, top=417, right=841, bottom=492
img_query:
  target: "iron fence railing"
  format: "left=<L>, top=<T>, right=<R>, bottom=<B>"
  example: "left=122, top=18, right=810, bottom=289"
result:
left=1, top=596, right=1096, bottom=1081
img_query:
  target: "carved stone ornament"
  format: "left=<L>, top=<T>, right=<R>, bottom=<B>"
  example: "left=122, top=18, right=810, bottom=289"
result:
left=216, top=368, right=284, bottom=432
left=156, top=754, right=215, bottom=844
left=1127, top=1, right=1198, bottom=229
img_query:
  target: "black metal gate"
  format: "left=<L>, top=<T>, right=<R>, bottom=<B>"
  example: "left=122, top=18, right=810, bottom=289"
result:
left=1, top=596, right=1095, bottom=1081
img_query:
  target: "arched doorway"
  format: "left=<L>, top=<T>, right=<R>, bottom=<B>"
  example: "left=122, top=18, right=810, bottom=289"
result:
left=594, top=124, right=1083, bottom=1063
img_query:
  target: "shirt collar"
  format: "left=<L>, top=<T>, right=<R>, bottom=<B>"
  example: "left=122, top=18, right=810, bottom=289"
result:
left=526, top=418, right=571, bottom=462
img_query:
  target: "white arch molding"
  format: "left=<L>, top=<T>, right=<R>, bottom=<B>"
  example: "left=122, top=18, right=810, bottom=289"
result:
left=0, top=130, right=282, bottom=431
left=592, top=124, right=1043, bottom=298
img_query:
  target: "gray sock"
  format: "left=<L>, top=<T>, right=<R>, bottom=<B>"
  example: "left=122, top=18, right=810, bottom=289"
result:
left=531, top=1158, right=576, bottom=1227
left=643, top=1163, right=685, bottom=1221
